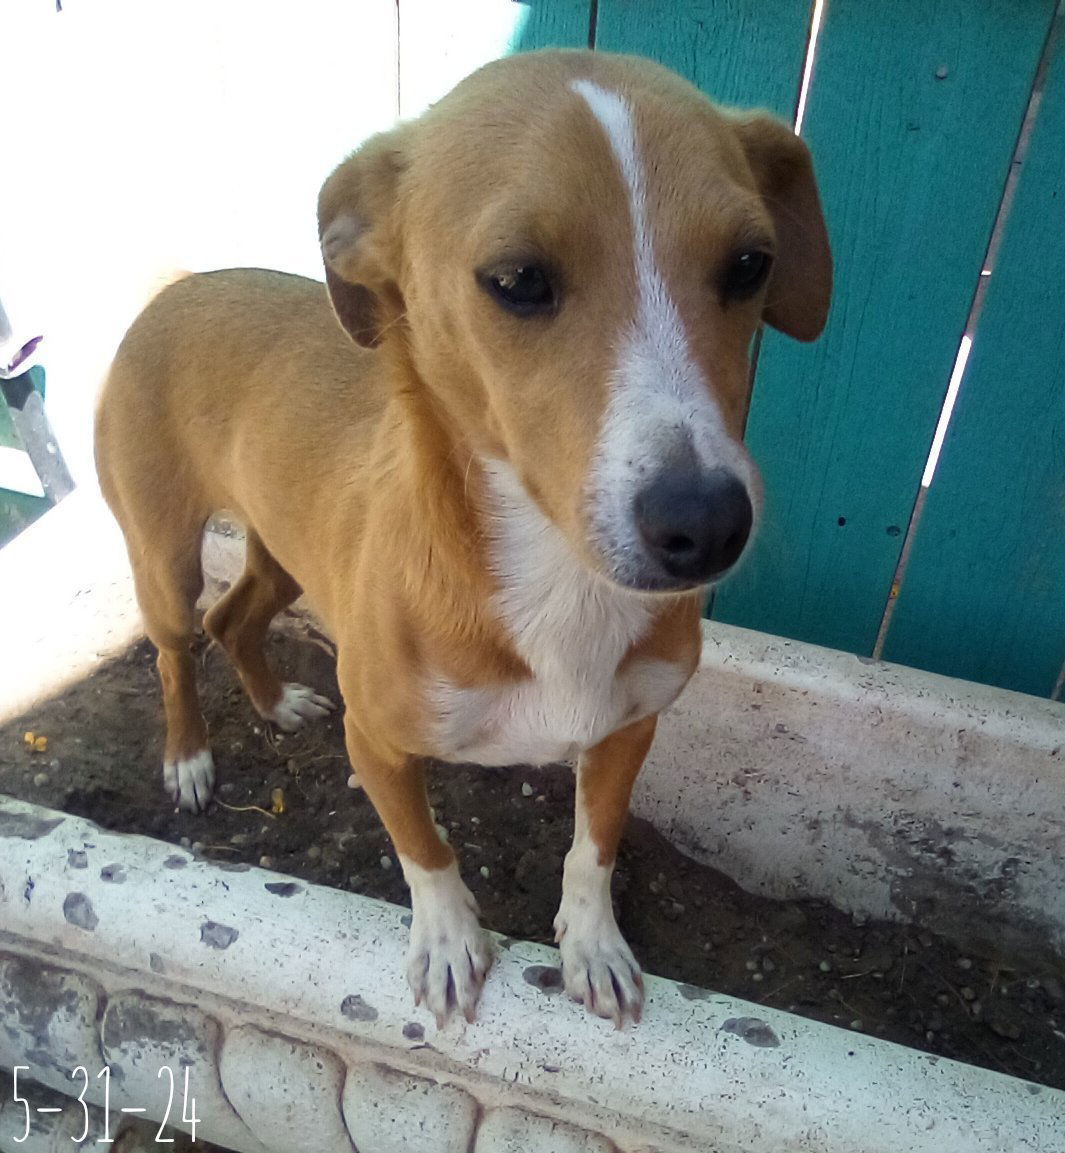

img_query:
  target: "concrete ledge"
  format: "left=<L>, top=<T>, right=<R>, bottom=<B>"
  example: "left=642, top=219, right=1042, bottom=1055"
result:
left=1, top=796, right=1063, bottom=1153
left=638, top=622, right=1065, bottom=966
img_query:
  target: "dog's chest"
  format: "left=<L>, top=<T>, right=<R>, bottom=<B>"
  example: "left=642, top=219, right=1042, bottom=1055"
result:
left=431, top=647, right=687, bottom=766
left=428, top=461, right=689, bottom=766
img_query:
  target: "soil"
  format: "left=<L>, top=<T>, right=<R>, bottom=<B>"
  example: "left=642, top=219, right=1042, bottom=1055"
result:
left=2, top=623, right=1063, bottom=1093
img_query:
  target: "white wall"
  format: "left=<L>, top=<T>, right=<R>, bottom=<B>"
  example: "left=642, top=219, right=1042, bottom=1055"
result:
left=2, top=0, right=400, bottom=482
left=2, top=0, right=540, bottom=487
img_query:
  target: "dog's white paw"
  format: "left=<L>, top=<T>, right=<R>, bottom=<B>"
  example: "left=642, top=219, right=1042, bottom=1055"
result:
left=265, top=682, right=335, bottom=732
left=555, top=911, right=644, bottom=1027
left=402, top=859, right=494, bottom=1027
left=163, top=750, right=215, bottom=814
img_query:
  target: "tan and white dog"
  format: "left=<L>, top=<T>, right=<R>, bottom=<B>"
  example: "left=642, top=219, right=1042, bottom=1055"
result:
left=95, top=50, right=830, bottom=1028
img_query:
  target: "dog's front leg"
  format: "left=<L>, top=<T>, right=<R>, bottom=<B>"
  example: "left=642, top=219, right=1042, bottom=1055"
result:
left=555, top=714, right=657, bottom=1027
left=343, top=714, right=493, bottom=1026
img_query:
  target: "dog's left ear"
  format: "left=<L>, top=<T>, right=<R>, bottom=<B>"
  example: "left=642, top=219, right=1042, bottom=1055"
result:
left=318, top=128, right=410, bottom=348
left=733, top=114, right=832, bottom=342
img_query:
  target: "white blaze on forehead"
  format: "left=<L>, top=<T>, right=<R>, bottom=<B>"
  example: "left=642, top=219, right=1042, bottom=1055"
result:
left=570, top=78, right=691, bottom=380
left=569, top=78, right=758, bottom=585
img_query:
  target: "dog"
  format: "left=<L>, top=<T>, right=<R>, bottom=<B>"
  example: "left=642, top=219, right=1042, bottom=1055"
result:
left=95, top=49, right=830, bottom=1028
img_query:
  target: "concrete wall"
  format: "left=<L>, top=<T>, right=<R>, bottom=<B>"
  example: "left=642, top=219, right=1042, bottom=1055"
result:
left=637, top=624, right=1065, bottom=968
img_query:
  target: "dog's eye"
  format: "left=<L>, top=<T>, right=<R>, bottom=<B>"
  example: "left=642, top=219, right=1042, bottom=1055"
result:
left=722, top=250, right=772, bottom=301
left=482, top=266, right=555, bottom=315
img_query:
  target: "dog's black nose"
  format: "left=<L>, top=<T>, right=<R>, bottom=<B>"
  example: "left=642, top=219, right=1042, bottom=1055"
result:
left=634, top=468, right=753, bottom=583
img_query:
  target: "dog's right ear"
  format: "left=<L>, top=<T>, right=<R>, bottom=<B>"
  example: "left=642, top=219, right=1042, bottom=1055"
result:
left=318, top=129, right=408, bottom=348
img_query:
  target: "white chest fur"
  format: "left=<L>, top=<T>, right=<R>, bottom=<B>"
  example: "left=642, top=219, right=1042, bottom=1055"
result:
left=429, top=461, right=690, bottom=766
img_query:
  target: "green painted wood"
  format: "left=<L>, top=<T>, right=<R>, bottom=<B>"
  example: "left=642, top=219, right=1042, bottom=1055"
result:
left=882, top=37, right=1065, bottom=699
left=0, top=400, right=19, bottom=451
left=595, top=0, right=811, bottom=117
left=517, top=0, right=592, bottom=51
left=0, top=490, right=49, bottom=550
left=712, top=0, right=1057, bottom=656
left=399, top=0, right=590, bottom=117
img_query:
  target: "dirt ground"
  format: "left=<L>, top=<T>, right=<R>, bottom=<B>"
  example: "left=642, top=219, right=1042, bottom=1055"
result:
left=1, top=623, right=1063, bottom=1093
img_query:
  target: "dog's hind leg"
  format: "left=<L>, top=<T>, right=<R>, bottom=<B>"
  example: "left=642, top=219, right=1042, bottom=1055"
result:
left=125, top=516, right=215, bottom=813
left=203, top=530, right=334, bottom=731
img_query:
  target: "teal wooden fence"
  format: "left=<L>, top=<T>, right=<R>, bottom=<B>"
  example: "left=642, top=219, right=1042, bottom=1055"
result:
left=0, top=367, right=51, bottom=549
left=475, top=0, right=1063, bottom=701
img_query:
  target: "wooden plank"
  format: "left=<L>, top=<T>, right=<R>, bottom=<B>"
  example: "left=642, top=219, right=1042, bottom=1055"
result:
left=399, top=1, right=591, bottom=118
left=882, top=35, right=1065, bottom=699
left=594, top=0, right=812, bottom=116
left=0, top=402, right=19, bottom=452
left=712, top=0, right=1057, bottom=655
left=520, top=0, right=593, bottom=51
left=0, top=490, right=49, bottom=551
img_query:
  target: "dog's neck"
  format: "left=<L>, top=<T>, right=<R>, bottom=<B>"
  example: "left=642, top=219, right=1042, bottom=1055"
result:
left=373, top=358, right=666, bottom=684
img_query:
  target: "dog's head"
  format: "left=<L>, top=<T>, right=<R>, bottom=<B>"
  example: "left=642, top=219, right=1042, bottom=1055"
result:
left=319, top=51, right=831, bottom=592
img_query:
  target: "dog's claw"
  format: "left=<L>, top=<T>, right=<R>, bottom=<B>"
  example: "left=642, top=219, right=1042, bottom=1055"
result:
left=406, top=926, right=492, bottom=1027
left=555, top=914, right=644, bottom=1027
left=266, top=682, right=335, bottom=732
left=404, top=865, right=493, bottom=1027
left=163, top=750, right=216, bottom=814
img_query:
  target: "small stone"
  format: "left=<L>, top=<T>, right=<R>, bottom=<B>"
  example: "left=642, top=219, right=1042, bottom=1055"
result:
left=230, top=833, right=250, bottom=847
left=49, top=759, right=61, bottom=770
left=521, top=782, right=534, bottom=797
left=970, top=1000, right=983, bottom=1017
left=307, top=845, right=322, bottom=861
left=819, top=960, right=832, bottom=973
left=435, top=823, right=449, bottom=843
left=287, top=758, right=298, bottom=772
left=761, top=957, right=777, bottom=974
left=649, top=881, right=662, bottom=895
left=514, top=849, right=539, bottom=891
left=751, top=972, right=764, bottom=983
left=346, top=773, right=361, bottom=789
left=33, top=772, right=48, bottom=787
left=179, top=837, right=191, bottom=848
left=745, top=959, right=759, bottom=972
left=936, top=992, right=951, bottom=1008
left=935, top=64, right=949, bottom=79
left=1043, top=976, right=1064, bottom=1004
left=380, top=855, right=393, bottom=870
left=956, top=957, right=973, bottom=971
left=850, top=1019, right=864, bottom=1031
left=479, top=865, right=490, bottom=879
left=960, top=986, right=976, bottom=1001
left=259, top=855, right=274, bottom=869
left=190, top=841, right=204, bottom=855
left=988, top=1012, right=1022, bottom=1041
